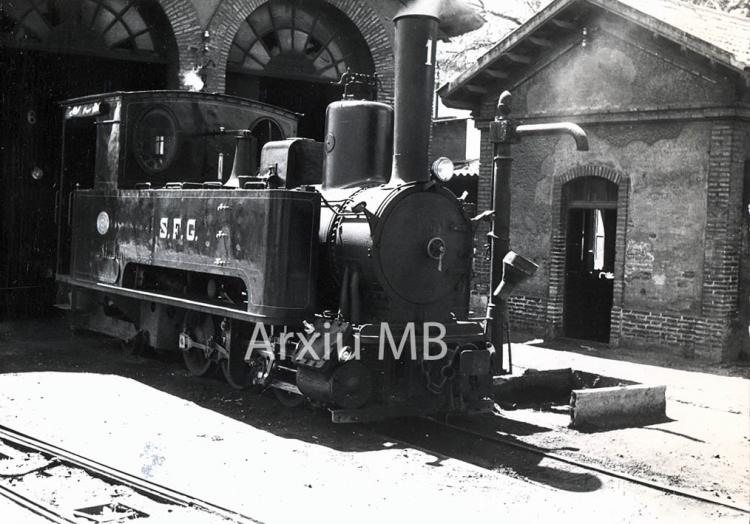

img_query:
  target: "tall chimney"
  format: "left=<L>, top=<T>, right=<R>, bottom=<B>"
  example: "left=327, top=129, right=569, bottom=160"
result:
left=389, top=12, right=439, bottom=185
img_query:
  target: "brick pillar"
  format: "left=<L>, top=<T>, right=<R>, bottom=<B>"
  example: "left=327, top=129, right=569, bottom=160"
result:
left=609, top=174, right=630, bottom=346
left=702, top=121, right=745, bottom=360
left=158, top=0, right=203, bottom=89
left=547, top=176, right=566, bottom=337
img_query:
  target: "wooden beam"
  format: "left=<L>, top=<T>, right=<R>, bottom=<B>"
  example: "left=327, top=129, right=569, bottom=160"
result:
left=550, top=18, right=575, bottom=30
left=528, top=36, right=552, bottom=47
left=464, top=84, right=487, bottom=94
left=503, top=52, right=532, bottom=64
left=485, top=68, right=508, bottom=79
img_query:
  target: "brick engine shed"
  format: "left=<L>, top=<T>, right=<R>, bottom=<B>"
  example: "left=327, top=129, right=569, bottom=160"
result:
left=439, top=0, right=750, bottom=361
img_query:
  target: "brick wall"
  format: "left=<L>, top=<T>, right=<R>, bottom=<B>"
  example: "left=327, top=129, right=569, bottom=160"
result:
left=508, top=295, right=546, bottom=332
left=469, top=120, right=746, bottom=362
left=611, top=307, right=726, bottom=360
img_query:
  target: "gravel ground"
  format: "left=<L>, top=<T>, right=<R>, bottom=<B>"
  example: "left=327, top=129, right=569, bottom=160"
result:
left=0, top=316, right=747, bottom=524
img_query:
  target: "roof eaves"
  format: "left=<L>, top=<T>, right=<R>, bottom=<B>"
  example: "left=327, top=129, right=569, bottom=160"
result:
left=438, top=0, right=576, bottom=104
left=439, top=0, right=749, bottom=107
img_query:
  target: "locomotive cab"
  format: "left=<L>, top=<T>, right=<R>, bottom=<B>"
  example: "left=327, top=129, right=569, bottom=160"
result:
left=58, top=91, right=300, bottom=191
left=56, top=91, right=322, bottom=358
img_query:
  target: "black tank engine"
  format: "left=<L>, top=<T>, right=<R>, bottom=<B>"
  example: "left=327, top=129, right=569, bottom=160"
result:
left=56, top=10, right=551, bottom=422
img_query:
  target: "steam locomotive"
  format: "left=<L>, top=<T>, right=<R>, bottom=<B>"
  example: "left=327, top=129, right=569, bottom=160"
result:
left=56, top=9, right=580, bottom=422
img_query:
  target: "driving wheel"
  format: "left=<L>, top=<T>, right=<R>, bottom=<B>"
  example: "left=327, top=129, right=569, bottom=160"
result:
left=182, top=313, right=217, bottom=377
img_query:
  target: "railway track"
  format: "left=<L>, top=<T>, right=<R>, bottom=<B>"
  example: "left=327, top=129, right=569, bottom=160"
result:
left=376, top=416, right=750, bottom=515
left=0, top=425, right=260, bottom=524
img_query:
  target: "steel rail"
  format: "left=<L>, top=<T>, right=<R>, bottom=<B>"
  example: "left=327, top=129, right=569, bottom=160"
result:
left=432, top=418, right=750, bottom=514
left=0, top=424, right=262, bottom=524
left=0, top=483, right=77, bottom=524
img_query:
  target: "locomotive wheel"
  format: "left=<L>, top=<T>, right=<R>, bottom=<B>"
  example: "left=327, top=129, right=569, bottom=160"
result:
left=182, top=313, right=217, bottom=377
left=183, top=347, right=215, bottom=377
left=220, top=359, right=256, bottom=390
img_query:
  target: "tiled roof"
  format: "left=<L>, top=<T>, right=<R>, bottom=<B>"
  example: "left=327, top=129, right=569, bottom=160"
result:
left=439, top=0, right=750, bottom=106
left=619, top=0, right=750, bottom=67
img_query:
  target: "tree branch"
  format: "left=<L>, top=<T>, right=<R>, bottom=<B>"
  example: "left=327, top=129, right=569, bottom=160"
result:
left=474, top=0, right=525, bottom=26
left=483, top=9, right=524, bottom=26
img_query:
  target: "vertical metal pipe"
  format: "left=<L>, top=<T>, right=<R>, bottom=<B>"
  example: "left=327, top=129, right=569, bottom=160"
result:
left=389, top=14, right=439, bottom=185
left=486, top=91, right=513, bottom=372
left=485, top=91, right=587, bottom=372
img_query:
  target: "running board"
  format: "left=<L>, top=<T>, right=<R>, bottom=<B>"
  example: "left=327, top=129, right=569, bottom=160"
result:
left=56, top=275, right=285, bottom=324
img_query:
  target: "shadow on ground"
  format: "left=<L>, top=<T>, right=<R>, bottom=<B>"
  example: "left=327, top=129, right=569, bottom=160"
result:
left=0, top=316, right=607, bottom=494
left=374, top=416, right=603, bottom=493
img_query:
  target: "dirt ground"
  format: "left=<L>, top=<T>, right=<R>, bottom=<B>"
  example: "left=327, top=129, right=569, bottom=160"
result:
left=0, top=315, right=748, bottom=523
left=498, top=333, right=750, bottom=506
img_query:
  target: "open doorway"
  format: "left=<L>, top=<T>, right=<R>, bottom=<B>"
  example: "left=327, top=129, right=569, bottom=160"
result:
left=0, top=0, right=175, bottom=318
left=0, top=50, right=168, bottom=318
left=563, top=177, right=618, bottom=342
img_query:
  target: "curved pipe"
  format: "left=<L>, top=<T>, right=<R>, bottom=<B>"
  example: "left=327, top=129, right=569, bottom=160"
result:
left=515, top=122, right=589, bottom=151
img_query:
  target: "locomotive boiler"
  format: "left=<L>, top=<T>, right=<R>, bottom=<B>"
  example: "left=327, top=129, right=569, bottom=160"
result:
left=56, top=5, right=587, bottom=422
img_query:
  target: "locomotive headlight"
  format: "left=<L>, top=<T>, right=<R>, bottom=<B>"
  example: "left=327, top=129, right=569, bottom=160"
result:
left=431, top=157, right=455, bottom=182
left=96, top=211, right=110, bottom=235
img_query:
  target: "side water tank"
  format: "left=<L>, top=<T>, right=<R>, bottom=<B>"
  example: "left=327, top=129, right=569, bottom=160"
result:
left=322, top=100, right=393, bottom=189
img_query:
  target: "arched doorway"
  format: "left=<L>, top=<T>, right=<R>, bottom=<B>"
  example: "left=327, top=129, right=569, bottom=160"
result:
left=0, top=0, right=177, bottom=318
left=562, top=176, right=618, bottom=342
left=225, top=0, right=375, bottom=139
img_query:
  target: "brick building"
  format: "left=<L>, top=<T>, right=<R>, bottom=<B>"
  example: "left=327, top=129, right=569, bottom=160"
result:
left=439, top=0, right=750, bottom=361
left=0, top=0, right=413, bottom=318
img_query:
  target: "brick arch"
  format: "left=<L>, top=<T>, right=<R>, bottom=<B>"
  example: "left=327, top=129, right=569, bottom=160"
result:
left=206, top=0, right=393, bottom=99
left=156, top=0, right=203, bottom=88
left=546, top=164, right=630, bottom=344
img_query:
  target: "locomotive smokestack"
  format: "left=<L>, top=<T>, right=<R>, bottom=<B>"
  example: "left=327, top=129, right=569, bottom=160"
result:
left=389, top=12, right=439, bottom=185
